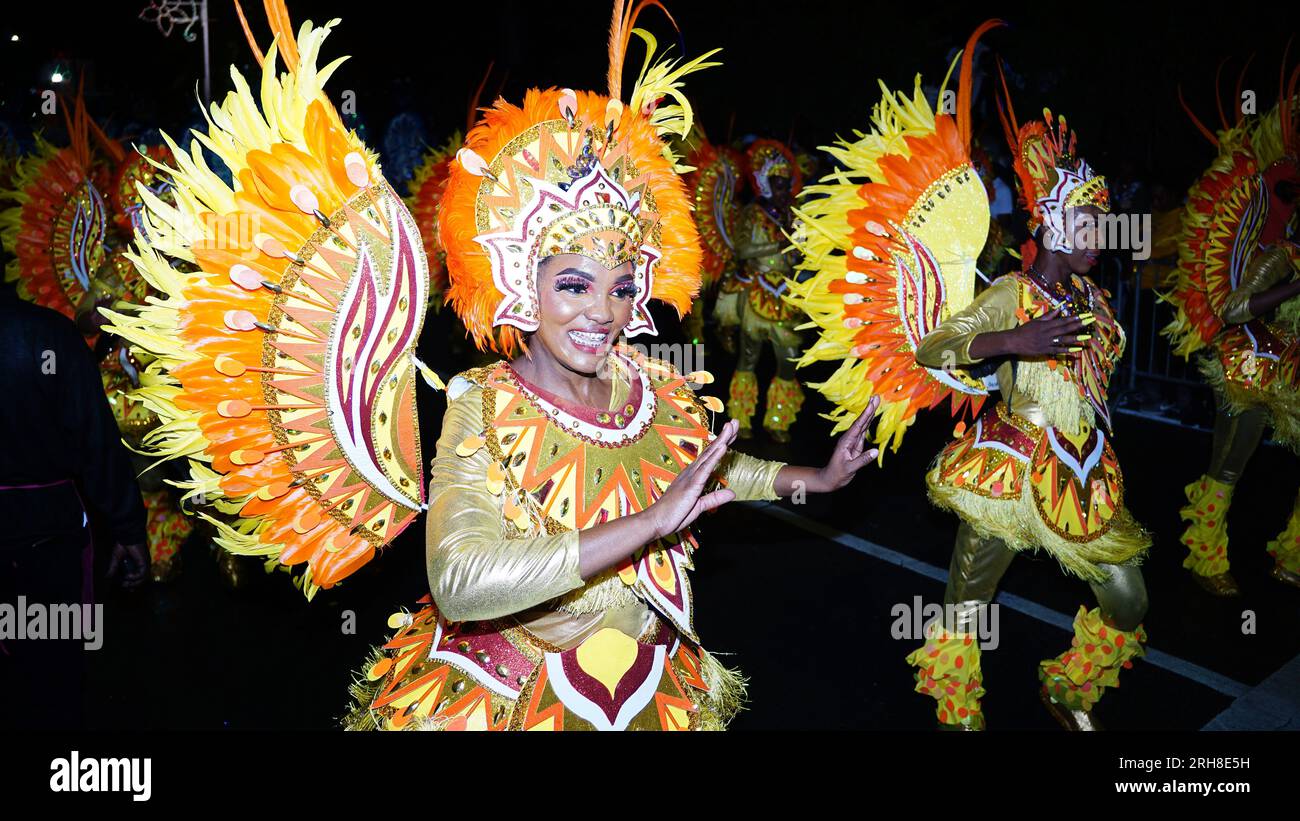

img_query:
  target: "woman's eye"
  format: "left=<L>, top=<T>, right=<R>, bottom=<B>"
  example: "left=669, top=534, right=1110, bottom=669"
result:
left=554, top=278, right=589, bottom=294
left=611, top=285, right=638, bottom=300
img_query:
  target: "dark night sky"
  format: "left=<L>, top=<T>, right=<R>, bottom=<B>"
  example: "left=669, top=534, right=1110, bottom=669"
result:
left=0, top=1, right=1295, bottom=192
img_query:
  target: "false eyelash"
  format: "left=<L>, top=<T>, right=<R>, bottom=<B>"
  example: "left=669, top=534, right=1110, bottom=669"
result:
left=553, top=276, right=590, bottom=293
left=611, top=284, right=639, bottom=299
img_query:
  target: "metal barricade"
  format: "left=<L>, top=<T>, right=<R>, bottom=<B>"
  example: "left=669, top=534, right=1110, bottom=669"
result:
left=1098, top=256, right=1218, bottom=431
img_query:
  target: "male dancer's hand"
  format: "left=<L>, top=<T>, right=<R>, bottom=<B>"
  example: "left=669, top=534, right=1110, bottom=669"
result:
left=975, top=308, right=1092, bottom=359
left=108, top=542, right=150, bottom=590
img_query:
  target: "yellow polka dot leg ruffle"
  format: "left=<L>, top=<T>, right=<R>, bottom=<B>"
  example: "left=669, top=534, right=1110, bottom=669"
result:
left=727, top=370, right=758, bottom=429
left=1178, top=475, right=1233, bottom=577
left=1266, top=490, right=1300, bottom=575
left=763, top=378, right=804, bottom=434
left=1038, top=605, right=1146, bottom=713
left=905, top=622, right=985, bottom=729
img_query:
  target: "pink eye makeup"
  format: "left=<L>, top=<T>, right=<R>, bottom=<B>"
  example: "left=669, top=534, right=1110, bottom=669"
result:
left=553, top=275, right=591, bottom=294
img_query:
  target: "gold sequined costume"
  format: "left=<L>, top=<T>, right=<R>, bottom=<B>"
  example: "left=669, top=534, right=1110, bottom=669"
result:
left=789, top=22, right=1150, bottom=728
left=335, top=1, right=761, bottom=730
left=1161, top=91, right=1300, bottom=592
left=346, top=349, right=784, bottom=730
left=726, top=139, right=806, bottom=439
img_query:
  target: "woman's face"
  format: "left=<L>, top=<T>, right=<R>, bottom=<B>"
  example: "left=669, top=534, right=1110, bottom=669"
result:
left=531, top=253, right=638, bottom=375
left=1062, top=205, right=1103, bottom=275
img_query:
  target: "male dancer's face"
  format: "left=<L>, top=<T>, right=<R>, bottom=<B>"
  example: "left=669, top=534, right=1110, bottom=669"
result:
left=767, top=173, right=793, bottom=208
left=1062, top=205, right=1103, bottom=275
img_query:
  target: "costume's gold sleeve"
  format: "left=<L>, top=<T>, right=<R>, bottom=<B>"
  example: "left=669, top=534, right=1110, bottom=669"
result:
left=720, top=451, right=786, bottom=502
left=734, top=205, right=783, bottom=262
left=915, top=276, right=1021, bottom=368
left=1219, top=245, right=1296, bottom=325
left=426, top=386, right=583, bottom=622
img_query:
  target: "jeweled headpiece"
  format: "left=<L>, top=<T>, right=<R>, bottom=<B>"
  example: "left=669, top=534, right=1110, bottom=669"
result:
left=746, top=138, right=801, bottom=199
left=1000, top=104, right=1109, bottom=253
left=441, top=3, right=719, bottom=355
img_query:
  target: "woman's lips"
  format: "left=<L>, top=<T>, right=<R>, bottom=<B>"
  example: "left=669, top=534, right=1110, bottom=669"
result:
left=567, top=329, right=609, bottom=353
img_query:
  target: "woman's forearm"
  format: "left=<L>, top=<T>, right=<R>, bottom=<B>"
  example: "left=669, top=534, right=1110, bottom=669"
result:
left=576, top=510, right=661, bottom=580
left=774, top=464, right=830, bottom=496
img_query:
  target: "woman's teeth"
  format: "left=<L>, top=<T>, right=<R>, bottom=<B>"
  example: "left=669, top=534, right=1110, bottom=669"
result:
left=568, top=330, right=608, bottom=349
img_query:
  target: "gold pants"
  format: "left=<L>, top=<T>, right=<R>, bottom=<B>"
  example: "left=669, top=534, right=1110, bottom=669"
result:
left=1206, top=405, right=1269, bottom=484
left=1182, top=404, right=1300, bottom=575
left=907, top=521, right=1148, bottom=726
left=728, top=300, right=803, bottom=432
left=943, top=521, right=1148, bottom=633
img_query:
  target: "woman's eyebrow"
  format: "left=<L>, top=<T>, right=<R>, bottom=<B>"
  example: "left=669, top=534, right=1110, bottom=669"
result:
left=612, top=271, right=635, bottom=283
left=553, top=268, right=596, bottom=282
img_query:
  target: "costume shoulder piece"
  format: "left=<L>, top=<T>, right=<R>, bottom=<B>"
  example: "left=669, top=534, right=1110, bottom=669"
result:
left=0, top=90, right=106, bottom=327
left=104, top=2, right=437, bottom=598
left=683, top=134, right=745, bottom=289
left=787, top=22, right=1002, bottom=454
left=1162, top=70, right=1300, bottom=356
left=406, top=133, right=459, bottom=311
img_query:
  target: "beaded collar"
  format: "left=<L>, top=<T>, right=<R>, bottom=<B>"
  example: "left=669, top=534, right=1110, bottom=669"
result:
left=1024, top=269, right=1095, bottom=317
left=503, top=351, right=657, bottom=446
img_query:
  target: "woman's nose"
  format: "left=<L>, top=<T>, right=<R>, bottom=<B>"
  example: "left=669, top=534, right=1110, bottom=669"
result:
left=585, top=292, right=613, bottom=324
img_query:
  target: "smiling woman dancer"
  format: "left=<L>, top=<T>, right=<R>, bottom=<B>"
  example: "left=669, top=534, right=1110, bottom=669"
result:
left=340, top=0, right=882, bottom=731
left=107, top=0, right=881, bottom=732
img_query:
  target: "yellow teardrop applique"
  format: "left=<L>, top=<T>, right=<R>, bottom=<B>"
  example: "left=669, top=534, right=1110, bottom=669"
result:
left=456, top=435, right=486, bottom=457
left=485, top=460, right=506, bottom=495
left=575, top=628, right=639, bottom=699
left=617, top=557, right=638, bottom=586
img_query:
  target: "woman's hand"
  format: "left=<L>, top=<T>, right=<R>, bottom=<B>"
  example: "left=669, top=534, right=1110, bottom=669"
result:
left=820, top=395, right=881, bottom=490
left=643, top=419, right=741, bottom=540
left=811, top=396, right=881, bottom=492
left=770, top=397, right=882, bottom=497
left=979, top=308, right=1091, bottom=359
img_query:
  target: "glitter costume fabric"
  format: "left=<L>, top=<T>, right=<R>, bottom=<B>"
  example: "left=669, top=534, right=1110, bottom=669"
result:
left=345, top=350, right=784, bottom=730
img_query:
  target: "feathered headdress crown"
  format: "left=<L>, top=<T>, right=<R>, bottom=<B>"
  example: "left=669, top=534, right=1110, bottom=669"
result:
left=440, top=0, right=719, bottom=355
left=997, top=69, right=1109, bottom=254
left=746, top=138, right=801, bottom=199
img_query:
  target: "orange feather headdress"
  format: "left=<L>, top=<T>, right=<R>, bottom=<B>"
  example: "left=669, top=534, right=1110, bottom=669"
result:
left=0, top=81, right=106, bottom=328
left=745, top=138, right=802, bottom=199
left=441, top=0, right=719, bottom=356
left=996, top=70, right=1109, bottom=255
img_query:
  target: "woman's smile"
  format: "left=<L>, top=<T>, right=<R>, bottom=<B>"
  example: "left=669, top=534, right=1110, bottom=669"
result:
left=566, top=328, right=612, bottom=354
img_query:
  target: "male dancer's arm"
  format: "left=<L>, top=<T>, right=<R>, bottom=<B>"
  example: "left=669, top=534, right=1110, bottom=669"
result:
left=1220, top=244, right=1300, bottom=324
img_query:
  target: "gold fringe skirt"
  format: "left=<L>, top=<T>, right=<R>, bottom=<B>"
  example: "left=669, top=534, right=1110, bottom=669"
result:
left=926, top=404, right=1150, bottom=583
